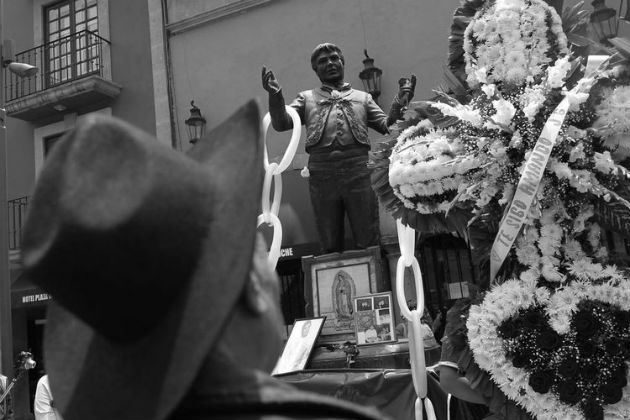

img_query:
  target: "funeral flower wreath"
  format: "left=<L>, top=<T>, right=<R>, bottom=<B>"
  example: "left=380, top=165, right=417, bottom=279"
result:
left=371, top=0, right=630, bottom=418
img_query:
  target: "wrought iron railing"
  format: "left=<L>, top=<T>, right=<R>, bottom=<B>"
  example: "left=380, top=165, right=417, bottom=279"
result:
left=4, top=30, right=111, bottom=102
left=8, top=196, right=28, bottom=251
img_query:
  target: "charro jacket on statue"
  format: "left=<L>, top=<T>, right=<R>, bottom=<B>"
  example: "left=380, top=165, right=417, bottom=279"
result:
left=269, top=85, right=390, bottom=152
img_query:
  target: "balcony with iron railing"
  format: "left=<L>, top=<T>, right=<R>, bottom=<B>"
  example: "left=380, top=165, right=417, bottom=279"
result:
left=4, top=30, right=121, bottom=122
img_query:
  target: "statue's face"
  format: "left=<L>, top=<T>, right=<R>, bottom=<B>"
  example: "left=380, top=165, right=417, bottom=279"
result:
left=314, top=50, right=344, bottom=85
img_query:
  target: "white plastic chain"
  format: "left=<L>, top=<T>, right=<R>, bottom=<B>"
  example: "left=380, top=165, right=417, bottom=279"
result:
left=257, top=106, right=301, bottom=270
left=395, top=219, right=436, bottom=420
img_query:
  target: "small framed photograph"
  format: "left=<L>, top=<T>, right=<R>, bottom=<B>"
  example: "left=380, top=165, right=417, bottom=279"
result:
left=374, top=295, right=390, bottom=310
left=353, top=292, right=396, bottom=346
left=356, top=297, right=373, bottom=311
left=302, top=246, right=384, bottom=341
left=272, top=317, right=325, bottom=375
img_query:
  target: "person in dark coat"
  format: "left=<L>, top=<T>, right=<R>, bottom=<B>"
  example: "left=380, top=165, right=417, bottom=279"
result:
left=20, top=100, right=390, bottom=420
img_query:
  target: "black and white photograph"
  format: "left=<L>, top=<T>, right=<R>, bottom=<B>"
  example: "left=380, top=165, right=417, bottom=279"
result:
left=272, top=317, right=326, bottom=376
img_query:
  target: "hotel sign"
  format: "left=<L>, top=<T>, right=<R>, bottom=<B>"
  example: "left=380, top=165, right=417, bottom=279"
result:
left=12, top=289, right=52, bottom=307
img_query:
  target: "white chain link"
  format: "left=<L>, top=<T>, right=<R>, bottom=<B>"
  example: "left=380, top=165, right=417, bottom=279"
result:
left=395, top=219, right=436, bottom=420
left=257, top=106, right=301, bottom=270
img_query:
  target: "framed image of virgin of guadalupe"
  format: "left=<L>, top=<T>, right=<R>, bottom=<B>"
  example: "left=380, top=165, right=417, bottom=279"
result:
left=302, top=246, right=385, bottom=342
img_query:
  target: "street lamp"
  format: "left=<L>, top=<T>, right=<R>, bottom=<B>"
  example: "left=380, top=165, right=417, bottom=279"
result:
left=590, top=0, right=621, bottom=44
left=0, top=0, right=39, bottom=375
left=184, top=101, right=206, bottom=144
left=358, top=49, right=383, bottom=104
left=4, top=60, right=37, bottom=78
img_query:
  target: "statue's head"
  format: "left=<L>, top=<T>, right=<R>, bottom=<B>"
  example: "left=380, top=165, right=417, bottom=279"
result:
left=311, top=43, right=345, bottom=85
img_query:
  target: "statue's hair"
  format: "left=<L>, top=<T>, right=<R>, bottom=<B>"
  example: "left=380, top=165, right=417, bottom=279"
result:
left=310, top=43, right=344, bottom=70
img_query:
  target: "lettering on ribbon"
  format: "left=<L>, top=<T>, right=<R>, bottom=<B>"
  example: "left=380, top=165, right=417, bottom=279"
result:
left=489, top=100, right=570, bottom=280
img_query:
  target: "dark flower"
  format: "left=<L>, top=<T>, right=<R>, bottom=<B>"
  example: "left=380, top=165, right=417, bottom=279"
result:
left=498, top=317, right=523, bottom=339
left=609, top=365, right=628, bottom=388
left=558, top=380, right=582, bottom=405
left=528, top=370, right=554, bottom=394
left=537, top=329, right=562, bottom=351
left=613, top=310, right=630, bottom=329
left=523, top=310, right=545, bottom=329
left=581, top=399, right=604, bottom=420
left=599, top=383, right=623, bottom=404
left=558, top=358, right=580, bottom=379
left=578, top=340, right=596, bottom=358
left=604, top=339, right=623, bottom=356
left=511, top=352, right=530, bottom=369
left=581, top=363, right=598, bottom=380
left=573, top=311, right=598, bottom=338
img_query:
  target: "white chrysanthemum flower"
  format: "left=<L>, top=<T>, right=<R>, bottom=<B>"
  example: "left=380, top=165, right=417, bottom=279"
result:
left=398, top=184, right=415, bottom=198
left=546, top=56, right=571, bottom=88
left=504, top=49, right=527, bottom=68
left=472, top=19, right=487, bottom=37
left=538, top=238, right=558, bottom=257
left=540, top=223, right=563, bottom=243
left=593, top=85, right=630, bottom=159
left=565, top=88, right=590, bottom=111
left=499, top=0, right=524, bottom=9
left=516, top=241, right=541, bottom=266
left=541, top=262, right=564, bottom=282
left=463, top=0, right=569, bottom=87
left=568, top=141, right=585, bottom=162
left=431, top=102, right=483, bottom=126
left=568, top=259, right=595, bottom=280
left=567, top=169, right=593, bottom=193
left=481, top=83, right=496, bottom=97
left=520, top=267, right=540, bottom=284
left=489, top=99, right=516, bottom=129
left=594, top=151, right=616, bottom=174
left=549, top=159, right=572, bottom=180
left=505, top=67, right=528, bottom=85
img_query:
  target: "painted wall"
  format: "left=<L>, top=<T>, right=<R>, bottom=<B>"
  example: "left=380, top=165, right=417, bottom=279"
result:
left=166, top=0, right=460, bottom=244
left=108, top=0, right=157, bottom=136
left=4, top=0, right=37, bottom=200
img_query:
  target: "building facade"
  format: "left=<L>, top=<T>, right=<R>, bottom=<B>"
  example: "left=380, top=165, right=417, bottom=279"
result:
left=2, top=1, right=160, bottom=418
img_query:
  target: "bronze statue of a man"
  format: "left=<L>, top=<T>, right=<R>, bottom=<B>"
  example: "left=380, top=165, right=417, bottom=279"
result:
left=262, top=43, right=416, bottom=253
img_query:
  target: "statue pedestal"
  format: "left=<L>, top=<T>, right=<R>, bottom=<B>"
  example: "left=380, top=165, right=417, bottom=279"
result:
left=308, top=341, right=441, bottom=370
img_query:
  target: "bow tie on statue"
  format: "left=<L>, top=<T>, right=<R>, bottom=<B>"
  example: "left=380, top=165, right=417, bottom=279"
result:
left=318, top=95, right=351, bottom=106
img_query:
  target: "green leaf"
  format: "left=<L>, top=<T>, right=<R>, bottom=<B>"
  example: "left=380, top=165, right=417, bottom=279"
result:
left=595, top=198, right=630, bottom=238
left=467, top=209, right=500, bottom=268
left=567, top=33, right=594, bottom=47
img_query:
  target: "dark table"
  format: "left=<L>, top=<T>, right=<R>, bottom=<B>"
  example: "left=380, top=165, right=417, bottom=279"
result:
left=276, top=368, right=487, bottom=420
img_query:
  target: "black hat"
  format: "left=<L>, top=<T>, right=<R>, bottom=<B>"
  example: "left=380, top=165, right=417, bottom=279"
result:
left=21, top=100, right=264, bottom=419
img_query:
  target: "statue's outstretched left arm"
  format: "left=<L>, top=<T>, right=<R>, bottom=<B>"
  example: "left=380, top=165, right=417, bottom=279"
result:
left=386, top=74, right=417, bottom=127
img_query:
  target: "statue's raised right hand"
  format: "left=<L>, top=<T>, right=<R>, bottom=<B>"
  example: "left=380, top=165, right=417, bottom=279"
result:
left=262, top=66, right=282, bottom=94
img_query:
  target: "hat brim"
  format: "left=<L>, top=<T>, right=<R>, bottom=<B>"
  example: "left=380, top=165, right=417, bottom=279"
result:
left=43, top=99, right=264, bottom=419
